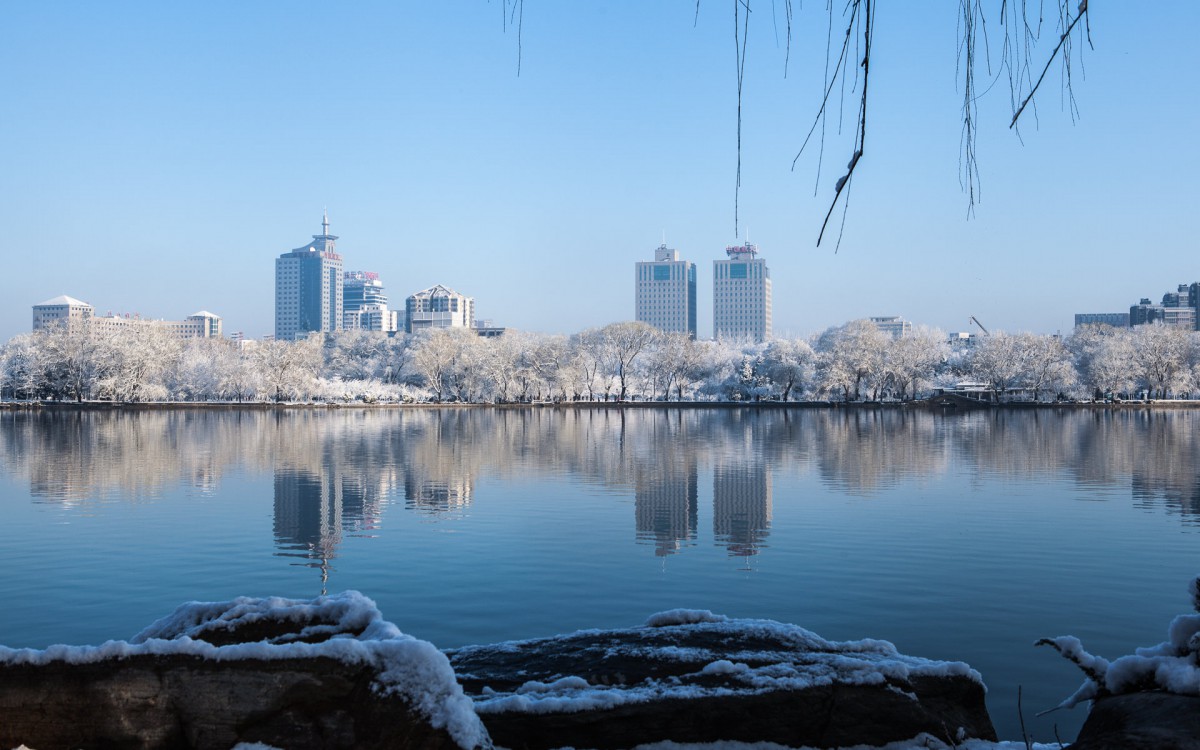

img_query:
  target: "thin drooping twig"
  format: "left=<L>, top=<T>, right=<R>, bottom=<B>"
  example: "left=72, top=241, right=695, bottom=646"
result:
left=734, top=0, right=751, bottom=237
left=1018, top=685, right=1033, bottom=750
left=501, top=0, right=524, bottom=76
left=815, top=0, right=871, bottom=248
left=1010, top=1, right=1088, bottom=128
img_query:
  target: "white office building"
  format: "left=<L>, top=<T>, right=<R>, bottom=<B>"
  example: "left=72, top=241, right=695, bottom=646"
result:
left=869, top=316, right=911, bottom=340
left=343, top=271, right=399, bottom=333
left=33, top=296, right=222, bottom=339
left=405, top=285, right=474, bottom=332
left=635, top=244, right=697, bottom=339
left=713, top=243, right=772, bottom=342
left=32, top=295, right=93, bottom=331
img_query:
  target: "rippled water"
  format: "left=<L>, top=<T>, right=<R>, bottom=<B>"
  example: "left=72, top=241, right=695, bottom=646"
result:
left=2, top=405, right=1198, bottom=741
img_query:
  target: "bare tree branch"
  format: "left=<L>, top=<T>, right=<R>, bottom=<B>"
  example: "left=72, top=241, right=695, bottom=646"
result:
left=1010, top=1, right=1089, bottom=128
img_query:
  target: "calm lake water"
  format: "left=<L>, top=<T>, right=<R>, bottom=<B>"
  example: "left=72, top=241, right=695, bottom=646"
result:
left=2, top=405, right=1198, bottom=741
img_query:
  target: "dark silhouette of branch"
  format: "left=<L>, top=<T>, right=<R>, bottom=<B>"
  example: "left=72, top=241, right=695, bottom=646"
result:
left=815, top=0, right=872, bottom=248
left=1010, top=1, right=1089, bottom=129
left=734, top=0, right=751, bottom=237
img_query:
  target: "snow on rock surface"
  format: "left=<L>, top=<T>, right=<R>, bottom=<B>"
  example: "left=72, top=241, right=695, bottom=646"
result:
left=0, top=591, right=488, bottom=750
left=1040, top=576, right=1200, bottom=711
left=446, top=612, right=994, bottom=750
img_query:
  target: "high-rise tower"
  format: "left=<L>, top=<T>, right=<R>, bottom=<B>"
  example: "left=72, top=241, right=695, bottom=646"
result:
left=635, top=244, right=697, bottom=339
left=713, top=243, right=772, bottom=342
left=275, top=211, right=344, bottom=340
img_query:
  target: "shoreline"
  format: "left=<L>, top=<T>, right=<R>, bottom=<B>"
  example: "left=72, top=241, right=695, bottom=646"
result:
left=3, top=398, right=1199, bottom=411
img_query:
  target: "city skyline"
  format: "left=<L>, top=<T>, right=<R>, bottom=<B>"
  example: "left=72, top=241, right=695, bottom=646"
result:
left=1, top=4, right=1196, bottom=343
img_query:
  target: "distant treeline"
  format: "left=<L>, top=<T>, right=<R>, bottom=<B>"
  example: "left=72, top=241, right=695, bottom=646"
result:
left=0, top=320, right=1194, bottom=404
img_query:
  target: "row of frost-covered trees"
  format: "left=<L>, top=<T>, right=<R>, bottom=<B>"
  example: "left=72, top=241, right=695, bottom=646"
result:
left=1, top=320, right=1198, bottom=404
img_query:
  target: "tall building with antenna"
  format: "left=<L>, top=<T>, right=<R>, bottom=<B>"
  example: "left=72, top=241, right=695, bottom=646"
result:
left=713, top=242, right=772, bottom=342
left=635, top=244, right=697, bottom=339
left=275, top=212, right=344, bottom=341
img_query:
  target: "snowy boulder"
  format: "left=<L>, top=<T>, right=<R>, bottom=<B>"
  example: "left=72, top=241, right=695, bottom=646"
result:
left=0, top=591, right=488, bottom=750
left=1037, top=576, right=1200, bottom=750
left=445, top=609, right=996, bottom=750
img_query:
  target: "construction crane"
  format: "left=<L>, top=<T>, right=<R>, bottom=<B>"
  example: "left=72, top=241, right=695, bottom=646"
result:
left=969, top=316, right=990, bottom=336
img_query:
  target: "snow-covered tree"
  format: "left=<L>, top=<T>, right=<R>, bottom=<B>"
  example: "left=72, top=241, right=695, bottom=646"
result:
left=1130, top=323, right=1194, bottom=398
left=35, top=323, right=104, bottom=402
left=95, top=325, right=182, bottom=402
left=760, top=338, right=815, bottom=401
left=1012, top=332, right=1075, bottom=402
left=0, top=333, right=42, bottom=400
left=814, top=320, right=889, bottom=401
left=965, top=332, right=1024, bottom=400
left=325, top=330, right=390, bottom=382
left=881, top=326, right=947, bottom=400
left=597, top=321, right=660, bottom=402
left=255, top=337, right=321, bottom=402
left=1069, top=324, right=1136, bottom=399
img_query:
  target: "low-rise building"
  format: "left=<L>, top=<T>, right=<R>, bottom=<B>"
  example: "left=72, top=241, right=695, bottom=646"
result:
left=405, top=285, right=474, bottom=333
left=32, top=296, right=222, bottom=339
left=869, top=316, right=911, bottom=339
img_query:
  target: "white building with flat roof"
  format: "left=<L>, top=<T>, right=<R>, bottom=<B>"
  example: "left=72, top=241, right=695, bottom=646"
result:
left=713, top=243, right=772, bottom=342
left=635, top=244, right=697, bottom=339
left=869, top=316, right=911, bottom=339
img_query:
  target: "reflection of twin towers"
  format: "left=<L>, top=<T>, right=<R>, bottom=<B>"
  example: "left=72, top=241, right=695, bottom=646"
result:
left=635, top=460, right=772, bottom=558
left=272, top=462, right=469, bottom=577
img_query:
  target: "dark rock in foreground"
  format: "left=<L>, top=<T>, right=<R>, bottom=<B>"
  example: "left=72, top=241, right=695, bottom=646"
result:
left=0, top=592, right=486, bottom=750
left=446, top=608, right=997, bottom=750
left=1069, top=692, right=1200, bottom=750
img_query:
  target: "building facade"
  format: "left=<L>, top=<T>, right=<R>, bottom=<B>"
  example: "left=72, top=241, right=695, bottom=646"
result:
left=869, top=316, right=911, bottom=339
left=635, top=244, right=697, bottom=339
left=713, top=243, right=772, bottom=342
left=405, top=285, right=474, bottom=333
left=276, top=212, right=343, bottom=341
left=33, top=296, right=221, bottom=339
left=343, top=271, right=399, bottom=333
left=1074, top=312, right=1131, bottom=328
left=32, top=295, right=93, bottom=331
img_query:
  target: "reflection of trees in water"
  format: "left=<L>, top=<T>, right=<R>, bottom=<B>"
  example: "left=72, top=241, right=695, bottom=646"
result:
left=810, top=410, right=949, bottom=495
left=6, top=406, right=1200, bottom=553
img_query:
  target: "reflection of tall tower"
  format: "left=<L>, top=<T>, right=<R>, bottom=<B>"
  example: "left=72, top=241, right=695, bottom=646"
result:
left=713, top=463, right=772, bottom=557
left=273, top=468, right=344, bottom=564
left=635, top=461, right=699, bottom=556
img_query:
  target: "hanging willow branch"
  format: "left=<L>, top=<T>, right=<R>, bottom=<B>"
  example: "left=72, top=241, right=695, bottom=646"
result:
left=734, top=0, right=752, bottom=238
left=1010, top=0, right=1090, bottom=129
left=791, top=0, right=873, bottom=249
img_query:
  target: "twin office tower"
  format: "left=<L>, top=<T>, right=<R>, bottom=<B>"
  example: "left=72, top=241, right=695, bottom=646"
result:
left=635, top=243, right=772, bottom=342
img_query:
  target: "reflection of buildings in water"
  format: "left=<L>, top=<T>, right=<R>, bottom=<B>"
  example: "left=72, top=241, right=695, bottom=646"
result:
left=273, top=463, right=393, bottom=593
left=1132, top=472, right=1200, bottom=523
left=273, top=468, right=343, bottom=564
left=635, top=462, right=699, bottom=556
left=405, top=476, right=472, bottom=517
left=713, top=463, right=772, bottom=557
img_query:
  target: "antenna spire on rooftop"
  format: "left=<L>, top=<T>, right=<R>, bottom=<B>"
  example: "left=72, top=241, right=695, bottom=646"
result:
left=322, top=208, right=330, bottom=236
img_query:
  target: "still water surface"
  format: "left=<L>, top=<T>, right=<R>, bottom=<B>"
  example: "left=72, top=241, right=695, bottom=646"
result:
left=2, top=406, right=1198, bottom=741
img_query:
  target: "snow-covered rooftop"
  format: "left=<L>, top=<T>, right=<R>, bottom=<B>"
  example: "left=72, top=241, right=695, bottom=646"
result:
left=35, top=295, right=90, bottom=307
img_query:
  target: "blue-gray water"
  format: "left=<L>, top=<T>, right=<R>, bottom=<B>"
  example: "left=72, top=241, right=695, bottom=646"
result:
left=2, top=406, right=1197, bottom=742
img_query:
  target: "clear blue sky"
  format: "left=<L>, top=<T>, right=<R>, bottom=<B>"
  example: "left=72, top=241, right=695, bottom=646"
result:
left=2, top=2, right=1196, bottom=341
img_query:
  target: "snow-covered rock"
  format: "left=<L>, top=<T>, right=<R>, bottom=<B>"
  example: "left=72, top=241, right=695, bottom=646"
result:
left=0, top=591, right=488, bottom=750
left=446, top=610, right=996, bottom=750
